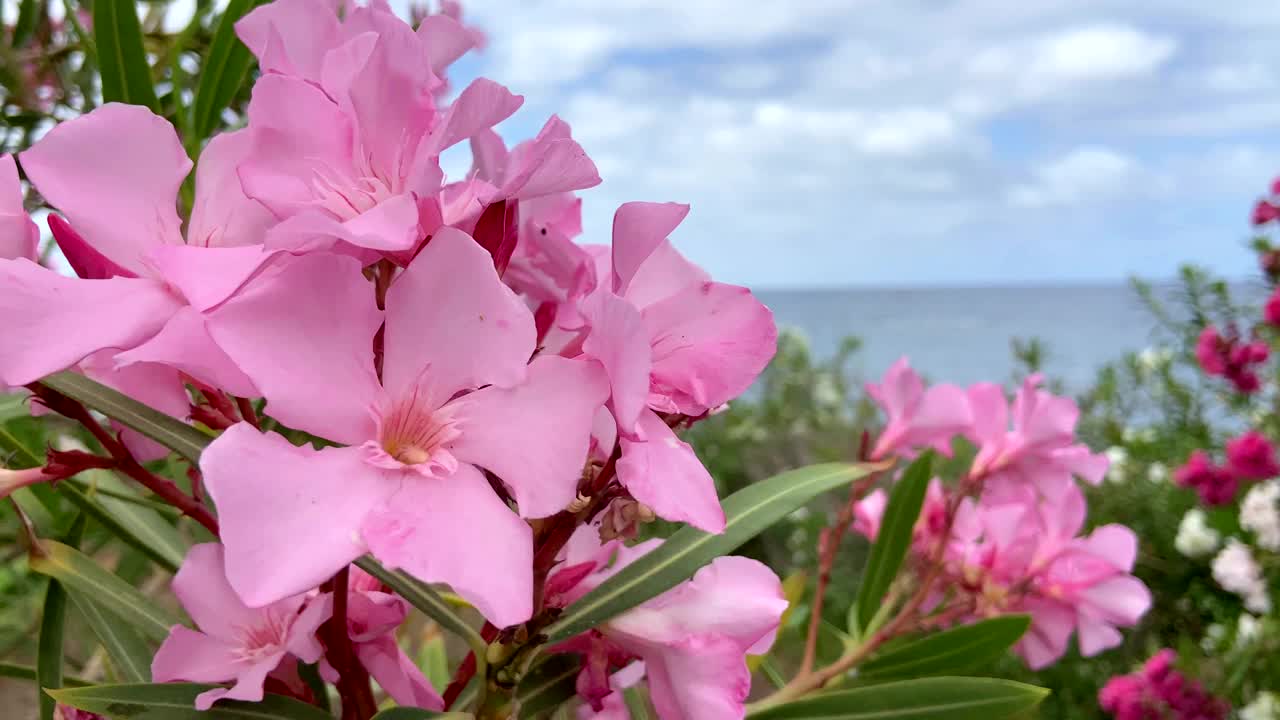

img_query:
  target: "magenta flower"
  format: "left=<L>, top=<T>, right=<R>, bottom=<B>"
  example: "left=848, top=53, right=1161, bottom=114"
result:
left=0, top=154, right=37, bottom=261
left=1174, top=450, right=1239, bottom=506
left=549, top=528, right=786, bottom=720
left=1225, top=430, right=1280, bottom=480
left=344, top=567, right=443, bottom=709
left=1266, top=288, right=1280, bottom=327
left=1196, top=326, right=1229, bottom=376
left=865, top=357, right=970, bottom=460
left=201, top=231, right=607, bottom=626
left=152, top=544, right=331, bottom=710
left=1099, top=650, right=1229, bottom=720
left=0, top=104, right=273, bottom=395
left=967, top=375, right=1107, bottom=502
left=1254, top=199, right=1280, bottom=226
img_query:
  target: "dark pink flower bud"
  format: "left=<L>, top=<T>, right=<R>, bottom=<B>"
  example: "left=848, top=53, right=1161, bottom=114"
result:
left=1229, top=369, right=1262, bottom=395
left=1253, top=200, right=1280, bottom=226
left=1195, top=326, right=1227, bottom=376
left=1225, top=430, right=1280, bottom=480
left=1265, top=291, right=1280, bottom=327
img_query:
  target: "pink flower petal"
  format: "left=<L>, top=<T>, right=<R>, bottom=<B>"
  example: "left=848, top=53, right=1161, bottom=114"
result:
left=640, top=634, right=751, bottom=720
left=206, top=253, right=381, bottom=445
left=449, top=356, right=609, bottom=518
left=0, top=154, right=37, bottom=261
left=581, top=291, right=651, bottom=434
left=188, top=130, right=276, bottom=248
left=623, top=240, right=710, bottom=311
left=383, top=227, right=535, bottom=401
left=201, top=425, right=399, bottom=607
left=235, top=0, right=340, bottom=80
left=116, top=306, right=258, bottom=398
left=361, top=463, right=534, bottom=628
left=356, top=636, right=445, bottom=710
left=151, top=625, right=241, bottom=684
left=610, top=202, right=690, bottom=297
left=0, top=260, right=181, bottom=386
left=47, top=214, right=135, bottom=280
left=420, top=78, right=523, bottom=157
left=417, top=13, right=476, bottom=74
left=79, top=354, right=189, bottom=462
left=617, top=409, right=725, bottom=533
left=170, top=544, right=275, bottom=641
left=19, top=104, right=188, bottom=276
left=144, top=244, right=277, bottom=313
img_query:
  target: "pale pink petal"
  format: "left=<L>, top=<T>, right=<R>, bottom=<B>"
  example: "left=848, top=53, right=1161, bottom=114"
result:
left=196, top=659, right=279, bottom=710
left=188, top=130, right=276, bottom=248
left=1016, top=599, right=1074, bottom=670
left=421, top=78, right=523, bottom=157
left=965, top=383, right=1008, bottom=444
left=383, top=227, right=535, bottom=400
left=0, top=154, right=37, bottom=261
left=639, top=635, right=750, bottom=720
left=899, top=383, right=972, bottom=456
left=469, top=129, right=508, bottom=184
left=1079, top=576, right=1152, bottom=626
left=286, top=594, right=333, bottom=664
left=201, top=425, right=399, bottom=607
left=235, top=0, right=340, bottom=80
left=206, top=253, right=381, bottom=445
left=1049, top=445, right=1108, bottom=486
left=115, top=307, right=258, bottom=398
left=852, top=488, right=887, bottom=539
left=0, top=260, right=181, bottom=386
left=263, top=198, right=419, bottom=255
left=617, top=409, right=725, bottom=533
left=1075, top=618, right=1122, bottom=657
left=499, top=116, right=601, bottom=200
left=643, top=280, right=777, bottom=416
left=356, top=636, right=445, bottom=710
left=169, top=544, right=266, bottom=641
left=151, top=625, right=241, bottom=684
left=79, top=354, right=189, bottom=462
left=239, top=75, right=353, bottom=218
left=47, top=214, right=135, bottom=280
left=450, top=356, right=608, bottom=518
left=610, top=202, right=690, bottom=296
left=622, top=240, right=710, bottom=311
left=19, top=104, right=188, bottom=275
left=417, top=13, right=476, bottom=74
left=361, top=464, right=534, bottom=628
left=581, top=291, right=651, bottom=434
left=144, top=244, right=277, bottom=313
left=590, top=406, right=619, bottom=463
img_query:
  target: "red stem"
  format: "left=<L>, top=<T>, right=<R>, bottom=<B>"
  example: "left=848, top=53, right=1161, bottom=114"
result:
left=442, top=623, right=501, bottom=709
left=234, top=397, right=261, bottom=430
left=323, top=567, right=378, bottom=720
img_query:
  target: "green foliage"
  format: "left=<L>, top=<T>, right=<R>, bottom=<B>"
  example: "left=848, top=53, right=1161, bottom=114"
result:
left=852, top=453, right=931, bottom=633
left=746, top=677, right=1049, bottom=719
left=94, top=0, right=161, bottom=110
left=858, top=616, right=1031, bottom=680
left=49, top=683, right=335, bottom=718
left=190, top=0, right=267, bottom=143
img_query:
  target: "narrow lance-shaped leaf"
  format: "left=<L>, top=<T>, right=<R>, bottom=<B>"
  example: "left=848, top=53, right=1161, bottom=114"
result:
left=0, top=662, right=90, bottom=687
left=37, top=513, right=86, bottom=720
left=68, top=469, right=187, bottom=571
left=852, top=452, right=932, bottom=633
left=355, top=556, right=487, bottom=656
left=28, top=540, right=179, bottom=642
left=94, top=0, right=160, bottom=109
left=515, top=654, right=580, bottom=720
left=68, top=588, right=154, bottom=683
left=40, top=371, right=211, bottom=463
left=545, top=461, right=886, bottom=644
left=857, top=615, right=1031, bottom=680
left=12, top=0, right=40, bottom=47
left=745, top=676, right=1050, bottom=720
left=191, top=0, right=267, bottom=142
left=49, top=683, right=335, bottom=719
left=370, top=709, right=474, bottom=719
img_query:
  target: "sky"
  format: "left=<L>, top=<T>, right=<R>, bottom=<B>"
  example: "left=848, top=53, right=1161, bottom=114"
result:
left=420, top=0, right=1280, bottom=288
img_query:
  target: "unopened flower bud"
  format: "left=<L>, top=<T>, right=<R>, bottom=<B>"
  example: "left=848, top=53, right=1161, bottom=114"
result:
left=598, top=499, right=656, bottom=541
left=0, top=466, right=49, bottom=501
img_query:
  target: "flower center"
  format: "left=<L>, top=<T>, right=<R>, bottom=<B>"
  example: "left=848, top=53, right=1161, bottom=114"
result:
left=368, top=384, right=463, bottom=476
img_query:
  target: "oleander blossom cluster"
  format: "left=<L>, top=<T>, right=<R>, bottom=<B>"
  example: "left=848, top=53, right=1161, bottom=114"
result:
left=0, top=0, right=788, bottom=715
left=1098, top=650, right=1229, bottom=720
left=853, top=360, right=1152, bottom=669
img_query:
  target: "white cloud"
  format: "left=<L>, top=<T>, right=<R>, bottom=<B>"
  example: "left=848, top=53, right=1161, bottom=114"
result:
left=1008, top=147, right=1144, bottom=208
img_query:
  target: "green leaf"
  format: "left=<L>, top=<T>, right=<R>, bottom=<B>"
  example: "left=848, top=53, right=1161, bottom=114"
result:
left=49, top=683, right=334, bottom=719
left=546, top=462, right=883, bottom=643
left=37, top=561, right=70, bottom=720
left=40, top=372, right=211, bottom=463
left=858, top=616, right=1031, bottom=680
left=0, top=392, right=32, bottom=423
left=93, top=0, right=159, bottom=109
left=0, top=662, right=89, bottom=687
left=190, top=0, right=266, bottom=141
left=28, top=540, right=179, bottom=642
left=60, top=482, right=183, bottom=573
left=12, top=0, right=40, bottom=47
left=355, top=556, right=486, bottom=655
left=852, top=453, right=932, bottom=633
left=746, top=677, right=1049, bottom=719
left=516, top=654, right=580, bottom=720
left=370, top=709, right=472, bottom=718
left=69, top=469, right=187, bottom=571
left=68, top=588, right=154, bottom=683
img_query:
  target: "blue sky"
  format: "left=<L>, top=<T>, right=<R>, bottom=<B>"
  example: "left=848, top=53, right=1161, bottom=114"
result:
left=429, top=3, right=1277, bottom=287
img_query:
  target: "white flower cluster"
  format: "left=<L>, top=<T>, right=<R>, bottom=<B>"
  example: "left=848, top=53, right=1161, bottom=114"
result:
left=1241, top=479, right=1280, bottom=552
left=1175, top=509, right=1221, bottom=558
left=1105, top=447, right=1129, bottom=484
left=1137, top=346, right=1173, bottom=373
left=1212, top=539, right=1272, bottom=614
left=1242, top=691, right=1279, bottom=720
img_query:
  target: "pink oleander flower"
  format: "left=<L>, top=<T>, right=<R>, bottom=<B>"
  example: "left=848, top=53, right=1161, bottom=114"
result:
left=344, top=567, right=443, bottom=709
left=0, top=103, right=274, bottom=397
left=566, top=202, right=777, bottom=533
left=1225, top=430, right=1280, bottom=480
left=1254, top=200, right=1280, bottom=227
left=967, top=375, right=1108, bottom=503
left=853, top=477, right=948, bottom=555
left=200, top=232, right=608, bottom=627
left=1195, top=326, right=1267, bottom=394
left=865, top=357, right=970, bottom=460
left=549, top=527, right=786, bottom=720
left=1266, top=288, right=1280, bottom=327
left=1099, top=650, right=1229, bottom=720
left=1174, top=450, right=1239, bottom=506
left=0, top=154, right=38, bottom=261
left=152, top=544, right=331, bottom=710
left=1196, top=326, right=1229, bottom=376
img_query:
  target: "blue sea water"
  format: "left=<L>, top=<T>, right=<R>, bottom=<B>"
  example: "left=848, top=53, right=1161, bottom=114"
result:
left=755, top=284, right=1174, bottom=389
